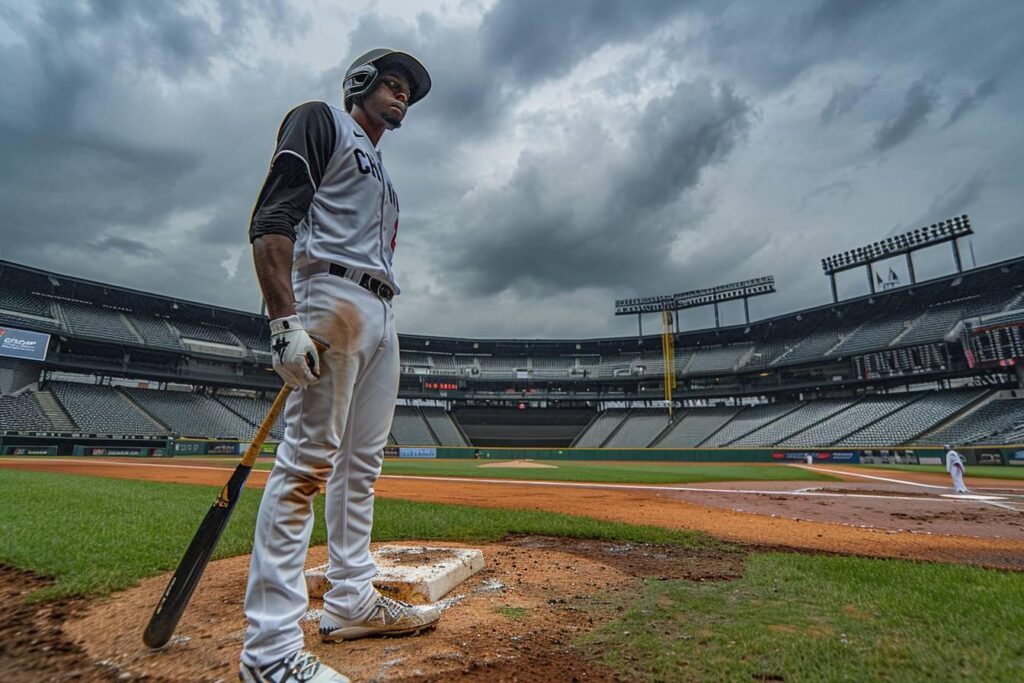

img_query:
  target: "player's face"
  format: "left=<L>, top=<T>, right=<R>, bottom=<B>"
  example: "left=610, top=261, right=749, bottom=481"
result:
left=369, top=71, right=412, bottom=130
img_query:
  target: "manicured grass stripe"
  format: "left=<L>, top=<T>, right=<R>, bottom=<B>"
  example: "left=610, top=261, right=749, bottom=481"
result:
left=0, top=469, right=713, bottom=599
left=585, top=552, right=1024, bottom=682
left=258, top=459, right=839, bottom=484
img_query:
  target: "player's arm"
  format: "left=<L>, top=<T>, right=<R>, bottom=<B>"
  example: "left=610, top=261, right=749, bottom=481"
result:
left=250, top=101, right=337, bottom=385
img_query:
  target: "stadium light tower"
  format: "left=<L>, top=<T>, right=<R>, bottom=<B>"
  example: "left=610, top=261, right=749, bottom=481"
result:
left=821, top=215, right=973, bottom=302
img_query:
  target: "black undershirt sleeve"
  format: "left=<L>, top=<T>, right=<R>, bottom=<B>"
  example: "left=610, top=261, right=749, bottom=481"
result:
left=249, top=101, right=337, bottom=243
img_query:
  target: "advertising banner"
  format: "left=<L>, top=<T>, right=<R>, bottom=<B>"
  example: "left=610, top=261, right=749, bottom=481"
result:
left=975, top=450, right=1003, bottom=466
left=174, top=441, right=204, bottom=455
left=399, top=447, right=437, bottom=459
left=830, top=451, right=860, bottom=463
left=0, top=326, right=50, bottom=362
left=383, top=446, right=400, bottom=458
left=4, top=446, right=56, bottom=455
left=1008, top=450, right=1024, bottom=466
left=207, top=442, right=239, bottom=455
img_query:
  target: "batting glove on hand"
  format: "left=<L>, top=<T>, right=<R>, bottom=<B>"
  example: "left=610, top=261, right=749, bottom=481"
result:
left=269, top=315, right=320, bottom=389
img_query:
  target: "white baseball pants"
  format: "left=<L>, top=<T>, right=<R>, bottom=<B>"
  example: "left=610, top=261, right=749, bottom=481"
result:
left=241, top=272, right=399, bottom=667
left=950, top=464, right=968, bottom=493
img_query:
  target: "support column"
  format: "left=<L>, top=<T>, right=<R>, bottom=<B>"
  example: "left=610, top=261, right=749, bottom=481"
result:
left=713, top=303, right=720, bottom=328
left=637, top=314, right=643, bottom=337
left=906, top=252, right=916, bottom=284
left=743, top=297, right=750, bottom=324
left=867, top=263, right=876, bottom=294
left=952, top=239, right=964, bottom=272
left=829, top=274, right=838, bottom=303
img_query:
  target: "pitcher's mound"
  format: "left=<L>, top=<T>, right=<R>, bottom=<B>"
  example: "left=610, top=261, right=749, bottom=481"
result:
left=478, top=459, right=557, bottom=469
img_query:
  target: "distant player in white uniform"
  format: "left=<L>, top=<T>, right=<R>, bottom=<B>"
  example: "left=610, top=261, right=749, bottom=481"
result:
left=240, top=49, right=439, bottom=683
left=945, top=444, right=969, bottom=494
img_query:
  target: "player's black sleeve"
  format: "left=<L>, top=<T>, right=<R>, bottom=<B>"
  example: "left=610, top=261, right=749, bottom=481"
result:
left=249, top=101, right=337, bottom=243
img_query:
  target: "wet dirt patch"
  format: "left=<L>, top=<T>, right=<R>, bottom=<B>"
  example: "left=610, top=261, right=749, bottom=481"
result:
left=64, top=537, right=746, bottom=682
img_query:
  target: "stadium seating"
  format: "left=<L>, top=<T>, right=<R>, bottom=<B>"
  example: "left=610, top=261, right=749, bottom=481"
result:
left=173, top=321, right=240, bottom=346
left=127, top=314, right=185, bottom=351
left=58, top=302, right=142, bottom=345
left=421, top=406, right=467, bottom=446
left=773, top=326, right=845, bottom=366
left=216, top=394, right=286, bottom=439
left=0, top=394, right=50, bottom=431
left=685, top=344, right=753, bottom=375
left=730, top=399, right=853, bottom=446
left=656, top=407, right=741, bottom=447
left=49, top=382, right=166, bottom=435
left=573, top=409, right=629, bottom=447
left=603, top=408, right=672, bottom=447
left=920, top=398, right=1024, bottom=445
left=779, top=394, right=921, bottom=447
left=122, top=388, right=254, bottom=438
left=0, top=289, right=51, bottom=316
left=828, top=316, right=910, bottom=357
left=835, top=389, right=985, bottom=446
left=390, top=406, right=438, bottom=445
left=701, top=402, right=801, bottom=447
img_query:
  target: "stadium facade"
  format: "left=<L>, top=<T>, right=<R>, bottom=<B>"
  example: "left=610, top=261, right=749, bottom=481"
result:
left=1, top=257, right=1024, bottom=457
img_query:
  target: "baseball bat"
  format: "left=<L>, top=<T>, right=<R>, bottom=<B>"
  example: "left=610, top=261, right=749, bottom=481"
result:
left=143, top=340, right=326, bottom=649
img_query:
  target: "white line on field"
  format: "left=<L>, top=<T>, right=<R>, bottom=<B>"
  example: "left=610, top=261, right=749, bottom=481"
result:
left=0, top=457, right=240, bottom=474
left=378, top=474, right=997, bottom=505
left=791, top=465, right=949, bottom=489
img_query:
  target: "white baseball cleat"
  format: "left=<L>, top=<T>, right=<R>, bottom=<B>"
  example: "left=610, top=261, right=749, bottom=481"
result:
left=239, top=650, right=349, bottom=683
left=319, top=593, right=441, bottom=642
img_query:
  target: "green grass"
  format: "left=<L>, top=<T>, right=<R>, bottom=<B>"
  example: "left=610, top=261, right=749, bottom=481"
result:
left=365, top=459, right=837, bottom=484
left=494, top=606, right=527, bottom=621
left=584, top=552, right=1024, bottom=682
left=862, top=464, right=1024, bottom=480
left=0, top=469, right=711, bottom=599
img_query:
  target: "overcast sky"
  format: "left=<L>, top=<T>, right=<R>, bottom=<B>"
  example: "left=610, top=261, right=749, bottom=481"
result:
left=2, top=0, right=1021, bottom=339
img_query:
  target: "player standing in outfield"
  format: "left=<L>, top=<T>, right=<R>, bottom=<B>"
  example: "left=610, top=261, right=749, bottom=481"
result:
left=240, top=49, right=439, bottom=683
left=945, top=444, right=969, bottom=494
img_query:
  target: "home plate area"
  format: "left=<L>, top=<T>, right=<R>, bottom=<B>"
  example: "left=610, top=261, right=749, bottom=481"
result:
left=304, top=546, right=485, bottom=605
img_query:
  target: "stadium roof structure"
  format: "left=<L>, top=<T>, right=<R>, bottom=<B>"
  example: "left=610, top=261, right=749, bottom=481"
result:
left=2, top=255, right=1024, bottom=357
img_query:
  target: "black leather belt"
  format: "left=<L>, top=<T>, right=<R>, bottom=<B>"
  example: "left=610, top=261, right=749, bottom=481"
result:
left=327, top=263, right=395, bottom=302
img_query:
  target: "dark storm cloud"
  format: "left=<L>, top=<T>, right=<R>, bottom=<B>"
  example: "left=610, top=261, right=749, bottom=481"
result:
left=802, top=0, right=894, bottom=35
left=0, top=0, right=312, bottom=310
left=922, top=171, right=988, bottom=223
left=481, top=0, right=690, bottom=82
left=437, top=80, right=752, bottom=296
left=89, top=235, right=163, bottom=258
left=819, top=80, right=875, bottom=124
left=945, top=77, right=999, bottom=127
left=873, top=79, right=938, bottom=152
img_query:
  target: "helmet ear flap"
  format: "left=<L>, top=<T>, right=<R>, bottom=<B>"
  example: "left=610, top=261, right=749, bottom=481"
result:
left=343, top=62, right=379, bottom=112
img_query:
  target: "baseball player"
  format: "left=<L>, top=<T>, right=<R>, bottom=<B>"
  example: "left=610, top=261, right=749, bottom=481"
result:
left=945, top=444, right=969, bottom=494
left=240, top=49, right=439, bottom=683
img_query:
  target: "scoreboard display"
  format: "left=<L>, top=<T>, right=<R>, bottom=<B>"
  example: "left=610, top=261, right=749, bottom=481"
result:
left=422, top=379, right=464, bottom=392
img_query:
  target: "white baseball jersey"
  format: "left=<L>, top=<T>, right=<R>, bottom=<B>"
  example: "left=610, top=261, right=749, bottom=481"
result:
left=250, top=101, right=402, bottom=293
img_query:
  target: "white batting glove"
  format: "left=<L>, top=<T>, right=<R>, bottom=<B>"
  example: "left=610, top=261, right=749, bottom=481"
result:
left=269, top=315, right=320, bottom=388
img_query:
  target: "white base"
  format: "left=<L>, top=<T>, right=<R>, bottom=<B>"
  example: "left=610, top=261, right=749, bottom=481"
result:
left=305, top=546, right=484, bottom=604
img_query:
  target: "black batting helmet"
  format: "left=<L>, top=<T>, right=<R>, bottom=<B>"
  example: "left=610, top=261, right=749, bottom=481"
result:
left=343, top=48, right=431, bottom=112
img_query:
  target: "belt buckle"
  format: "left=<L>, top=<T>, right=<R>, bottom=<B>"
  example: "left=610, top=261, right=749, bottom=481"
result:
left=378, top=283, right=394, bottom=301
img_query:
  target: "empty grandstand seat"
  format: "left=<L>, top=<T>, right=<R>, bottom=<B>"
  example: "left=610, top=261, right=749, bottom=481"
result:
left=217, top=394, right=285, bottom=439
left=390, top=406, right=437, bottom=445
left=173, top=321, right=240, bottom=346
left=656, top=407, right=740, bottom=447
left=836, top=389, right=985, bottom=446
left=421, top=406, right=467, bottom=446
left=127, top=314, right=184, bottom=351
left=731, top=399, right=852, bottom=447
left=122, top=387, right=254, bottom=438
left=574, top=409, right=629, bottom=447
left=701, top=402, right=799, bottom=447
left=59, top=302, right=141, bottom=345
left=684, top=345, right=753, bottom=375
left=604, top=409, right=672, bottom=447
left=50, top=382, right=166, bottom=435
left=780, top=394, right=920, bottom=447
left=922, top=398, right=1024, bottom=445
left=0, top=394, right=49, bottom=431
